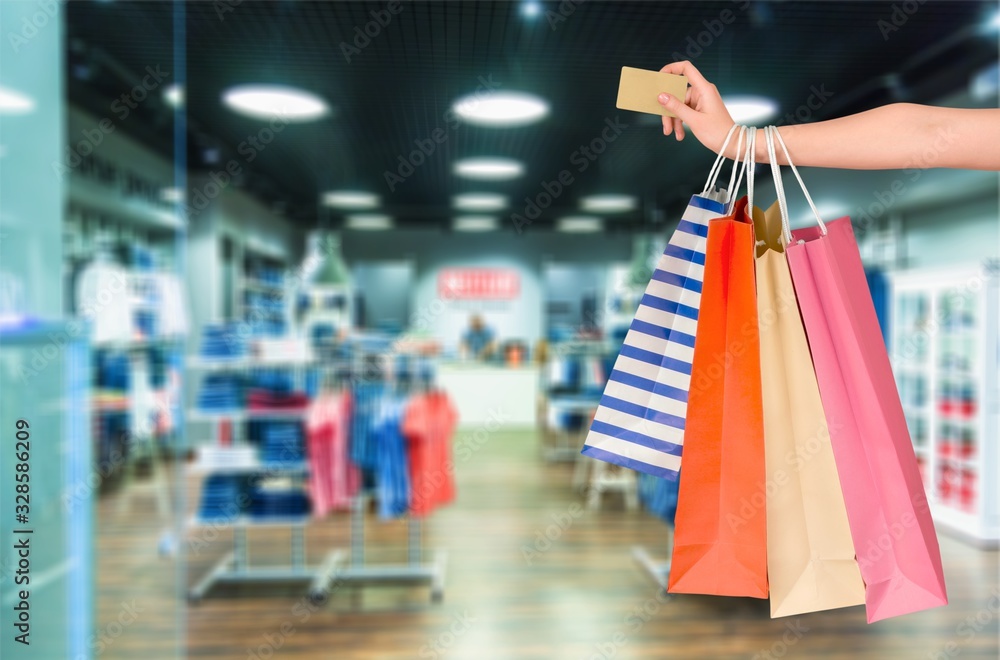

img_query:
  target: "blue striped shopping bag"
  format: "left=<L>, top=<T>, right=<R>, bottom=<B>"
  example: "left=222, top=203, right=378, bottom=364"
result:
left=581, top=125, right=748, bottom=479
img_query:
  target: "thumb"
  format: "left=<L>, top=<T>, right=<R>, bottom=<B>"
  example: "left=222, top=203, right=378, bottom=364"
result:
left=658, top=93, right=698, bottom=125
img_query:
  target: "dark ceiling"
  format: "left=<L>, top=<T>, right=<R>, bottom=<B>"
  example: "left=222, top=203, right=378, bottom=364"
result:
left=66, top=0, right=999, bottom=231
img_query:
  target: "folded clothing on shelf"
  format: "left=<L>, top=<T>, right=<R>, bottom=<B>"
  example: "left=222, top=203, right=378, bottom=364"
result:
left=198, top=474, right=250, bottom=521
left=197, top=373, right=245, bottom=411
left=258, top=421, right=306, bottom=465
left=199, top=322, right=246, bottom=358
left=246, top=388, right=310, bottom=410
left=247, top=485, right=311, bottom=519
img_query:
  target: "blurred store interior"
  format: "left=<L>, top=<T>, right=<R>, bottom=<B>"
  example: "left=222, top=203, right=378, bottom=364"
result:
left=0, top=1, right=998, bottom=658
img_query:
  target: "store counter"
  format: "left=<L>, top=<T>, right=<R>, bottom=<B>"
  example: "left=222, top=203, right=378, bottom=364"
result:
left=437, top=362, right=540, bottom=428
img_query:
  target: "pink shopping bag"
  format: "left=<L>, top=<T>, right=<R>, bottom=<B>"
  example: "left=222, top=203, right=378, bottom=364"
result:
left=773, top=130, right=948, bottom=622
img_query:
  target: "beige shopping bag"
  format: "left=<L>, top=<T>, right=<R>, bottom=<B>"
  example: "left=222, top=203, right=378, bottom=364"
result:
left=755, top=126, right=865, bottom=618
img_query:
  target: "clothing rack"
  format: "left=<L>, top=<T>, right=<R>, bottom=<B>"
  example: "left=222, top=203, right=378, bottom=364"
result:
left=310, top=344, right=447, bottom=604
left=631, top=473, right=679, bottom=591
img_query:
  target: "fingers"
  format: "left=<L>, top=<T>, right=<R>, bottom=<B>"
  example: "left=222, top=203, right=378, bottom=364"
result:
left=674, top=117, right=686, bottom=141
left=657, top=92, right=697, bottom=125
left=662, top=115, right=673, bottom=137
left=660, top=60, right=712, bottom=90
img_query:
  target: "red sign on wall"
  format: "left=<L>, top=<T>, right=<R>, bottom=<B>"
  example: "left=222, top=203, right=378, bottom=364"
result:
left=438, top=268, right=520, bottom=300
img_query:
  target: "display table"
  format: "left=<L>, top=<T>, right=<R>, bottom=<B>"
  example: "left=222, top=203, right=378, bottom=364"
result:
left=437, top=362, right=540, bottom=427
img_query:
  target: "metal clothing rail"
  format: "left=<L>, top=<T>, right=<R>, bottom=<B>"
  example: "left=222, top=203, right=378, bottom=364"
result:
left=310, top=493, right=446, bottom=604
left=308, top=345, right=447, bottom=604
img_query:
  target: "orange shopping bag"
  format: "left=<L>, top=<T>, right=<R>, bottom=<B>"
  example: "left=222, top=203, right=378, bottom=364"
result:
left=668, top=128, right=768, bottom=598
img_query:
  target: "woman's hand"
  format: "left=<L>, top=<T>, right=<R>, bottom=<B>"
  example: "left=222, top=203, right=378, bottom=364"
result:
left=657, top=61, right=736, bottom=156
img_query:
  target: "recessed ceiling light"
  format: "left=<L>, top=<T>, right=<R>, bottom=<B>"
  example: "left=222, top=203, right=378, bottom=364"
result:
left=990, top=11, right=1000, bottom=30
left=557, top=216, right=603, bottom=233
left=453, top=216, right=499, bottom=232
left=721, top=95, right=779, bottom=124
left=452, top=91, right=550, bottom=127
left=521, top=1, right=542, bottom=18
left=581, top=194, right=637, bottom=213
left=323, top=190, right=379, bottom=209
left=453, top=193, right=507, bottom=211
left=454, top=157, right=524, bottom=180
left=164, top=84, right=184, bottom=108
left=346, top=214, right=392, bottom=231
left=0, top=85, right=35, bottom=115
left=223, top=84, right=329, bottom=122
left=160, top=187, right=184, bottom=203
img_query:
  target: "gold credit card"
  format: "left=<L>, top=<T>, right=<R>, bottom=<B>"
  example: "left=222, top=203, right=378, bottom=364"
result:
left=616, top=66, right=688, bottom=117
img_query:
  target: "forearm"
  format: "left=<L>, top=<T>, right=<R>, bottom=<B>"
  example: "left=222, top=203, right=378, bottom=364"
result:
left=730, top=104, right=1000, bottom=171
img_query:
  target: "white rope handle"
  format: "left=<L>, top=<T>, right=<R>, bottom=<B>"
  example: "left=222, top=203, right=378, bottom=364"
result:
left=723, top=126, right=747, bottom=206
left=770, top=127, right=827, bottom=236
left=765, top=126, right=792, bottom=246
left=702, top=123, right=739, bottom=193
left=701, top=123, right=742, bottom=194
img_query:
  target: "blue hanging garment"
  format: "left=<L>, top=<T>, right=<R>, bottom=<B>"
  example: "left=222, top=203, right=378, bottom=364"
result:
left=374, top=395, right=411, bottom=519
left=350, top=381, right=384, bottom=471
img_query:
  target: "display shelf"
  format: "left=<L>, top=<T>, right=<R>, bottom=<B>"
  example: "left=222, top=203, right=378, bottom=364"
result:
left=187, top=459, right=309, bottom=476
left=188, top=514, right=311, bottom=530
left=187, top=356, right=316, bottom=371
left=889, top=266, right=999, bottom=546
left=187, top=408, right=310, bottom=422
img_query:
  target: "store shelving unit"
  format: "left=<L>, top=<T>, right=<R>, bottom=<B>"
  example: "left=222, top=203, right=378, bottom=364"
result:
left=889, top=264, right=999, bottom=547
left=185, top=355, right=341, bottom=602
left=239, top=248, right=287, bottom=336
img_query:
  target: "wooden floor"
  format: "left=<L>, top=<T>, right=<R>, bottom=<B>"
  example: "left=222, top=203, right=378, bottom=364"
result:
left=96, top=429, right=999, bottom=659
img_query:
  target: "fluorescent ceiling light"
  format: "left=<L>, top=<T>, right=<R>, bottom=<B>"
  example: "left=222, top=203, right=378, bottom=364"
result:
left=581, top=194, right=637, bottom=213
left=223, top=84, right=329, bottom=122
left=453, top=216, right=498, bottom=232
left=557, top=216, right=603, bottom=233
left=160, top=187, right=184, bottom=203
left=722, top=95, right=779, bottom=124
left=452, top=91, right=550, bottom=127
left=453, top=193, right=507, bottom=211
left=991, top=11, right=1000, bottom=30
left=323, top=190, right=379, bottom=209
left=346, top=214, right=392, bottom=231
left=0, top=86, right=35, bottom=114
left=164, top=84, right=184, bottom=108
left=521, top=1, right=542, bottom=18
left=454, top=157, right=524, bottom=180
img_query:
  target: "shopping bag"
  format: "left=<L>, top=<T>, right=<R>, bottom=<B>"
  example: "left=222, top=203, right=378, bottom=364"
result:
left=581, top=125, right=748, bottom=479
left=772, top=129, right=948, bottom=622
left=755, top=127, right=864, bottom=617
left=667, top=127, right=768, bottom=598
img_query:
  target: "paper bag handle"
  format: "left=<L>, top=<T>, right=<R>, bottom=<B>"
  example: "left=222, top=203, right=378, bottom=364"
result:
left=701, top=124, right=747, bottom=204
left=744, top=126, right=757, bottom=213
left=769, top=127, right=828, bottom=242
